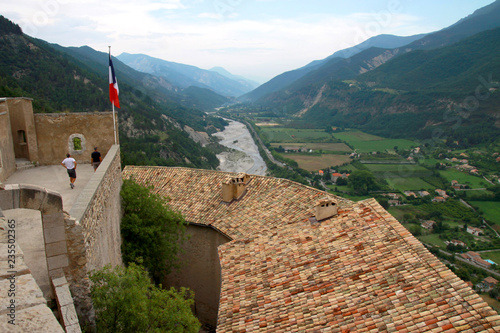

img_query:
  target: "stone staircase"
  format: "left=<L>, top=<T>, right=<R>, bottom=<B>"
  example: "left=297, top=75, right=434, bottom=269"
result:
left=16, top=158, right=36, bottom=171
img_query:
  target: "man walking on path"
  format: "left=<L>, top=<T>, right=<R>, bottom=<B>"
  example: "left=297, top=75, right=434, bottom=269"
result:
left=61, top=153, right=77, bottom=189
left=91, top=147, right=102, bottom=172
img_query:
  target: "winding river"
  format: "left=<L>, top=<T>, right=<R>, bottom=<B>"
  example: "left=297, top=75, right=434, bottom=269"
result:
left=212, top=119, right=267, bottom=176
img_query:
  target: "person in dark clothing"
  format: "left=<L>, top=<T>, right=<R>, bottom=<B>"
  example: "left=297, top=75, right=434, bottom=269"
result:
left=91, top=147, right=102, bottom=172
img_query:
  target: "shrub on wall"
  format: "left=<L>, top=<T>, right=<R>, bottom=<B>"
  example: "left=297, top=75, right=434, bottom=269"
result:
left=120, top=178, right=188, bottom=282
left=90, top=263, right=200, bottom=332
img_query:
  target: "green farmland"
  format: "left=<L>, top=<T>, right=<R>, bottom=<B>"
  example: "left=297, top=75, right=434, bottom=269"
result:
left=260, top=128, right=333, bottom=143
left=333, top=130, right=418, bottom=153
left=470, top=201, right=500, bottom=225
left=386, top=177, right=436, bottom=192
left=439, top=169, right=489, bottom=189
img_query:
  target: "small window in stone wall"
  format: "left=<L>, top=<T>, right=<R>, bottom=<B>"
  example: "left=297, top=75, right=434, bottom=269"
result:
left=73, top=137, right=82, bottom=151
left=17, top=130, right=26, bottom=144
left=68, top=134, right=86, bottom=155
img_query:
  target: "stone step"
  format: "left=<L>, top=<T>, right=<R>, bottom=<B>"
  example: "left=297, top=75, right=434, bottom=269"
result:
left=16, top=159, right=36, bottom=170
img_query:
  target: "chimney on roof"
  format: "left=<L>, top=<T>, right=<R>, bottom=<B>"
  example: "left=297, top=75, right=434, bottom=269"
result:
left=222, top=173, right=250, bottom=203
left=314, top=198, right=338, bottom=221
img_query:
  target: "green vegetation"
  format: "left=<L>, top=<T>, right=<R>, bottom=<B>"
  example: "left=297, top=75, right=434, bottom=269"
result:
left=439, top=169, right=489, bottom=189
left=332, top=130, right=418, bottom=153
left=120, top=178, right=188, bottom=282
left=260, top=127, right=334, bottom=143
left=90, top=263, right=200, bottom=333
left=0, top=15, right=226, bottom=170
left=386, top=177, right=435, bottom=192
left=270, top=142, right=351, bottom=152
left=470, top=201, right=500, bottom=225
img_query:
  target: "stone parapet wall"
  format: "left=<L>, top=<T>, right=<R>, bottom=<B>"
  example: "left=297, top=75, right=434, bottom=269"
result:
left=0, top=99, right=17, bottom=182
left=0, top=212, right=65, bottom=333
left=69, top=144, right=122, bottom=273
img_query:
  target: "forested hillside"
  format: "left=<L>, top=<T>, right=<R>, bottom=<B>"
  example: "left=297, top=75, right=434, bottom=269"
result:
left=0, top=15, right=226, bottom=169
left=248, top=27, right=500, bottom=145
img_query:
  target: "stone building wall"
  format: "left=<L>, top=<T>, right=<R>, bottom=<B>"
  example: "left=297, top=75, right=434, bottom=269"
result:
left=7, top=98, right=38, bottom=162
left=163, top=224, right=231, bottom=328
left=0, top=100, right=16, bottom=182
left=34, top=112, right=117, bottom=165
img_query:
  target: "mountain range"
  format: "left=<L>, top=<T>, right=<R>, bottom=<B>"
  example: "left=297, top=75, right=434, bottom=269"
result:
left=117, top=53, right=258, bottom=97
left=240, top=0, right=500, bottom=144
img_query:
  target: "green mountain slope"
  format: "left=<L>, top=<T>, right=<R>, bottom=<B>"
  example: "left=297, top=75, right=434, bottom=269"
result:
left=240, top=33, right=425, bottom=102
left=0, top=15, right=226, bottom=169
left=252, top=0, right=500, bottom=111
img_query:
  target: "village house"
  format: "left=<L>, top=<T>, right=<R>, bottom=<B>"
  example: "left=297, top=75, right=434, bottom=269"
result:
left=421, top=220, right=436, bottom=230
left=467, top=226, right=483, bottom=236
left=432, top=196, right=446, bottom=203
left=477, top=277, right=499, bottom=293
left=418, top=190, right=430, bottom=197
left=404, top=191, right=417, bottom=198
left=435, top=189, right=449, bottom=198
left=449, top=239, right=467, bottom=248
left=461, top=251, right=492, bottom=269
left=388, top=199, right=401, bottom=206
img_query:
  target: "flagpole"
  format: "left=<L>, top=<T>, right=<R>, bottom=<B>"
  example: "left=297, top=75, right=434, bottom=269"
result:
left=109, top=46, right=117, bottom=145
left=112, top=103, right=117, bottom=144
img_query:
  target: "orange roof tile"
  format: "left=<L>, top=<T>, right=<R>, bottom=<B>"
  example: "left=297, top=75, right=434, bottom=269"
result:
left=122, top=166, right=500, bottom=332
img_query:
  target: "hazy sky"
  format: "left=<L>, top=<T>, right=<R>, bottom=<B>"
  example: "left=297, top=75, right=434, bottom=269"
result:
left=3, top=0, right=496, bottom=83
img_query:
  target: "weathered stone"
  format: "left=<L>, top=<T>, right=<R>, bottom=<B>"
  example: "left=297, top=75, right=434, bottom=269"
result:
left=0, top=304, right=64, bottom=333
left=47, top=254, right=69, bottom=270
left=0, top=274, right=46, bottom=315
left=43, top=226, right=66, bottom=244
left=41, top=212, right=65, bottom=229
left=45, top=241, right=68, bottom=257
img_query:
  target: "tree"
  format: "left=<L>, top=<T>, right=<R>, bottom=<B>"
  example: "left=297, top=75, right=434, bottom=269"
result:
left=120, top=178, right=188, bottom=282
left=348, top=170, right=379, bottom=194
left=90, top=263, right=200, bottom=333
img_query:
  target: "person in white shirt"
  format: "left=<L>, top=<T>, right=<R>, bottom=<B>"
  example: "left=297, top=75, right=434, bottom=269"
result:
left=61, top=153, right=77, bottom=189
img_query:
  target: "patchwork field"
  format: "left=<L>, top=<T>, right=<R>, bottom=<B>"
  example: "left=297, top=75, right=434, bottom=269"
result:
left=439, top=169, right=489, bottom=189
left=261, top=128, right=333, bottom=142
left=333, top=130, right=418, bottom=153
left=470, top=201, right=500, bottom=225
left=386, top=177, right=436, bottom=192
left=270, top=142, right=352, bottom=152
left=284, top=154, right=352, bottom=171
left=364, top=164, right=429, bottom=174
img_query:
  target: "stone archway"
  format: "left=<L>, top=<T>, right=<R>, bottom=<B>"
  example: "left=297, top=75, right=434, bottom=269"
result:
left=0, top=183, right=69, bottom=299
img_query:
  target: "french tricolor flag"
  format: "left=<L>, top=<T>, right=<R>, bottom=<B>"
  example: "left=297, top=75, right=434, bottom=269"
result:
left=109, top=53, right=120, bottom=108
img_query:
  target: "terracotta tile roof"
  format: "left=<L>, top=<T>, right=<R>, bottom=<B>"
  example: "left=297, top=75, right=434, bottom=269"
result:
left=122, top=166, right=351, bottom=240
left=217, top=198, right=500, bottom=332
left=123, top=166, right=500, bottom=332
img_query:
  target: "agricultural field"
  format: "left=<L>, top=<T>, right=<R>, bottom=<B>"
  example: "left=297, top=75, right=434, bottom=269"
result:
left=439, top=169, right=489, bottom=189
left=364, top=164, right=430, bottom=174
left=333, top=130, right=418, bottom=153
left=283, top=154, right=352, bottom=171
left=270, top=142, right=352, bottom=152
left=470, top=201, right=500, bottom=225
left=261, top=128, right=333, bottom=142
left=386, top=177, right=436, bottom=192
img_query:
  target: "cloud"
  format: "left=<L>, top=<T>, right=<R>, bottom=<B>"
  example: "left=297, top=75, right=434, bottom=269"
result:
left=2, top=0, right=451, bottom=81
